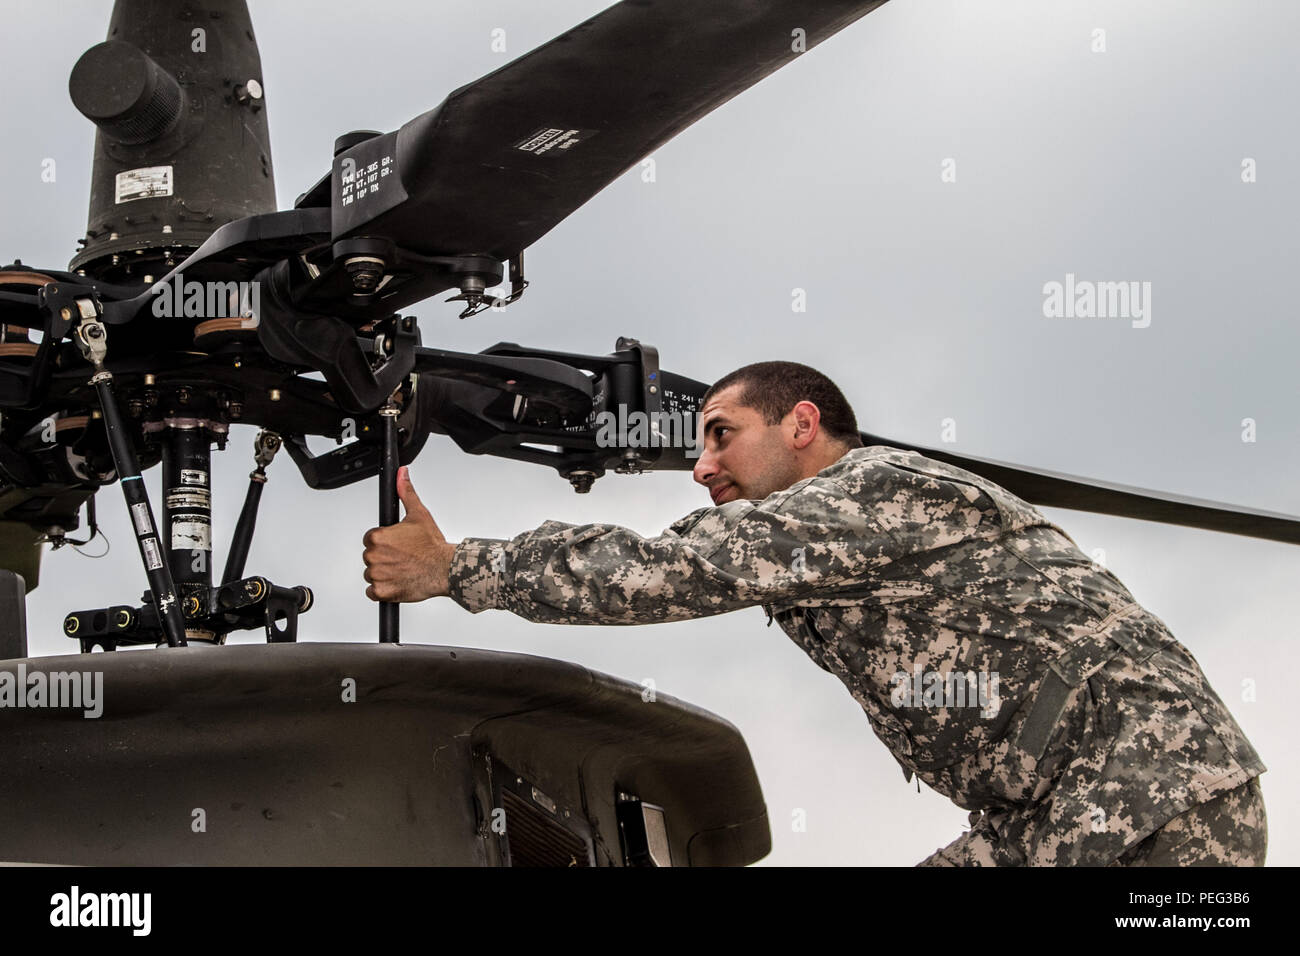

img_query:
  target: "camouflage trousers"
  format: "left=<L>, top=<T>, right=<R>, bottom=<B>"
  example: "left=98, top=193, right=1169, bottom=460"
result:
left=917, top=776, right=1267, bottom=867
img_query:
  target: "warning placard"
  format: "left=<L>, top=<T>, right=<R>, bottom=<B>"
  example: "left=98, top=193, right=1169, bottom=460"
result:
left=512, top=127, right=595, bottom=157
left=115, top=166, right=174, bottom=203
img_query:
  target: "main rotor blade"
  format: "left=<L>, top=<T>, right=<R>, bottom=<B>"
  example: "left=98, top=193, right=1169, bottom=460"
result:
left=861, top=434, right=1300, bottom=546
left=330, top=0, right=889, bottom=258
left=647, top=371, right=1300, bottom=544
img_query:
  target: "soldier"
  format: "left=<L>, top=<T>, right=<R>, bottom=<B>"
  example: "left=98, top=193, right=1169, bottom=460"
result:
left=361, top=360, right=1267, bottom=866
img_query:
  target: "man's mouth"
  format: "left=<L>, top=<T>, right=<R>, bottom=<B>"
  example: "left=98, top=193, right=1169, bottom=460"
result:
left=710, top=482, right=736, bottom=505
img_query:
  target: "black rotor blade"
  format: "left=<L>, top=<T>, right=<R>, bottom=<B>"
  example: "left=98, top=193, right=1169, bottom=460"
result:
left=861, top=434, right=1300, bottom=546
left=650, top=372, right=1300, bottom=544
left=330, top=0, right=889, bottom=258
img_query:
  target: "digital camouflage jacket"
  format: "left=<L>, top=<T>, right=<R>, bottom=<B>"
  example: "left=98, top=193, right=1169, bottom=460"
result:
left=448, top=446, right=1266, bottom=864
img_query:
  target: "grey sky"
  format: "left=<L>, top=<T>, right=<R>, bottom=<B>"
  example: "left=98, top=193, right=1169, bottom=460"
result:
left=3, top=0, right=1296, bottom=865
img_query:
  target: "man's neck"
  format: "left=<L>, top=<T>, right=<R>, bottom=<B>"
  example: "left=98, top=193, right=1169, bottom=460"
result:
left=799, top=442, right=852, bottom=482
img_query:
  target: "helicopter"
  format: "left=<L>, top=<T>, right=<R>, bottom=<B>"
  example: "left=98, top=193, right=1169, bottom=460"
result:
left=2, top=0, right=1300, bottom=868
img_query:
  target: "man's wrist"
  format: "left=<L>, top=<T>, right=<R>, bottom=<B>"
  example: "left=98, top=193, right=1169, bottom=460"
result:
left=433, top=539, right=459, bottom=598
left=446, top=537, right=509, bottom=612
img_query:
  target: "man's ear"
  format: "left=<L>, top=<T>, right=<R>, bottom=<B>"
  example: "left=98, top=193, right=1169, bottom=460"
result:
left=789, top=400, right=821, bottom=450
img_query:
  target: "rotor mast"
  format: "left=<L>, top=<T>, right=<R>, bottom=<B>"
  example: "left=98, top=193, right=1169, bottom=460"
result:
left=68, top=0, right=276, bottom=284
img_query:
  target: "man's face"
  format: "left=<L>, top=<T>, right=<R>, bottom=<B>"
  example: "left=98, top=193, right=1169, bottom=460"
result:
left=692, top=384, right=804, bottom=505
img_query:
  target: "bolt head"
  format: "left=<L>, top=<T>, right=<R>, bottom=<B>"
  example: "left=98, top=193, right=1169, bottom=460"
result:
left=567, top=470, right=597, bottom=493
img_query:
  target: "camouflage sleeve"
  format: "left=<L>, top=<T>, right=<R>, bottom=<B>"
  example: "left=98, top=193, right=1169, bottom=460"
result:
left=445, top=474, right=903, bottom=625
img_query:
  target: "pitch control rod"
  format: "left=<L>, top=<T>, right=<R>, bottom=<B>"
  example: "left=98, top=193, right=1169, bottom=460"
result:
left=378, top=396, right=401, bottom=643
left=73, top=308, right=187, bottom=647
left=223, top=430, right=281, bottom=585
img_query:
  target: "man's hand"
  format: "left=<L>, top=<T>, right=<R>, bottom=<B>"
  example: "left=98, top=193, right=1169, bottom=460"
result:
left=362, top=466, right=458, bottom=602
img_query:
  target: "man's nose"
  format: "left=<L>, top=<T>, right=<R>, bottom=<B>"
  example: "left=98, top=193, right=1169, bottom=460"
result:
left=693, top=447, right=717, bottom=486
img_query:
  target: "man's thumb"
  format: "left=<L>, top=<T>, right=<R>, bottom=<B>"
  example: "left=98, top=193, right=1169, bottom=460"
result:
left=397, top=466, right=431, bottom=520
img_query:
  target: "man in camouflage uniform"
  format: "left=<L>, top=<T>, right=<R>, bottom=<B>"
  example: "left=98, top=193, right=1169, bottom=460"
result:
left=362, top=361, right=1267, bottom=866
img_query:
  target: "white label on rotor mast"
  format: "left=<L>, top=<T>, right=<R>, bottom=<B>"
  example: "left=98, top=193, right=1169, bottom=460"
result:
left=166, top=486, right=211, bottom=550
left=166, top=489, right=210, bottom=512
left=171, top=518, right=211, bottom=552
left=115, top=165, right=174, bottom=203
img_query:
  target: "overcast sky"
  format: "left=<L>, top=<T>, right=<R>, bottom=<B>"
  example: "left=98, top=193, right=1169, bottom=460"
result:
left=3, top=0, right=1297, bottom=866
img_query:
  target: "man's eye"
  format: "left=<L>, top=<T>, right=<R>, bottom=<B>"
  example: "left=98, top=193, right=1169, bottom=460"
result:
left=715, top=427, right=729, bottom=439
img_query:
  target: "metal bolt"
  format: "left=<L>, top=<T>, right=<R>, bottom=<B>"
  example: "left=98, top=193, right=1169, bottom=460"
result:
left=344, top=256, right=385, bottom=294
left=144, top=374, right=156, bottom=385
left=615, top=450, right=644, bottom=475
left=236, top=78, right=264, bottom=103
left=269, top=389, right=281, bottom=402
left=567, top=470, right=598, bottom=494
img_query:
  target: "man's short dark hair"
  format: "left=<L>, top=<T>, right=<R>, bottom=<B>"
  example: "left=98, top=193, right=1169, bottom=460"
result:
left=702, top=361, right=863, bottom=448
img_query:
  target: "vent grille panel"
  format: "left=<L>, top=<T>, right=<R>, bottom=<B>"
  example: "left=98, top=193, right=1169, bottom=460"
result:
left=502, top=788, right=591, bottom=867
